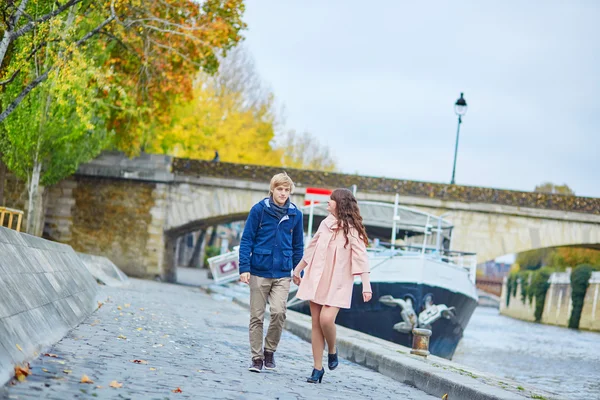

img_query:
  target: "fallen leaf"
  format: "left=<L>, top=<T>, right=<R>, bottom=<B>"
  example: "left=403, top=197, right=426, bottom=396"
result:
left=14, top=364, right=30, bottom=382
left=63, top=370, right=72, bottom=374
left=117, top=306, right=122, bottom=310
left=80, top=375, right=94, bottom=384
left=442, top=395, right=448, bottom=400
left=139, top=308, right=144, bottom=311
left=119, top=313, right=124, bottom=316
left=149, top=367, right=157, bottom=371
left=96, top=385, right=103, bottom=389
left=172, top=387, right=182, bottom=393
left=152, top=344, right=163, bottom=348
left=44, top=353, right=59, bottom=358
left=15, top=344, right=23, bottom=352
left=130, top=360, right=148, bottom=364
left=97, top=301, right=103, bottom=309
left=124, top=303, right=130, bottom=308
left=136, top=328, right=143, bottom=331
left=115, top=318, right=119, bottom=321
left=197, top=370, right=206, bottom=373
left=109, top=381, right=123, bottom=388
left=117, top=335, right=127, bottom=340
left=162, top=335, right=169, bottom=338
left=42, top=368, right=49, bottom=373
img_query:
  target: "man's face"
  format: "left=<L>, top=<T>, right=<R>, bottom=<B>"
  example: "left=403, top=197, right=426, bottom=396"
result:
left=272, top=185, right=291, bottom=206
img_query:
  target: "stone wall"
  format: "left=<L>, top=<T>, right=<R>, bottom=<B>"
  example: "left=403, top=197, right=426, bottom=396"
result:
left=579, top=272, right=600, bottom=331
left=173, top=158, right=600, bottom=215
left=500, top=271, right=599, bottom=331
left=499, top=279, right=536, bottom=322
left=63, top=176, right=158, bottom=279
left=0, top=227, right=99, bottom=385
left=541, top=272, right=572, bottom=327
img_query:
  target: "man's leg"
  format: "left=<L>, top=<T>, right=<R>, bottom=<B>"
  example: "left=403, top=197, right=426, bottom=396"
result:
left=264, top=277, right=291, bottom=358
left=249, top=275, right=272, bottom=371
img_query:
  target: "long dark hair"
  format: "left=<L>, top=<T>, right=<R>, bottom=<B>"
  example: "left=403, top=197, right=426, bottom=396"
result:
left=330, top=188, right=368, bottom=248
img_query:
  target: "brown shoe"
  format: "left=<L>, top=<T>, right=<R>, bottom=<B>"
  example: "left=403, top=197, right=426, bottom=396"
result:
left=248, top=358, right=263, bottom=373
left=264, top=350, right=276, bottom=370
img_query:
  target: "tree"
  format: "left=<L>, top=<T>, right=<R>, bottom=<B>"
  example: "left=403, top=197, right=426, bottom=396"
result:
left=275, top=129, right=336, bottom=171
left=534, top=182, right=575, bottom=195
left=149, top=46, right=337, bottom=171
left=1, top=0, right=247, bottom=234
left=515, top=248, right=555, bottom=271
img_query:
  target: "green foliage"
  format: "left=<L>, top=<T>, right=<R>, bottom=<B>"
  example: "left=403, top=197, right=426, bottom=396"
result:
left=530, top=267, right=553, bottom=322
left=203, top=245, right=221, bottom=268
left=568, top=264, right=597, bottom=329
left=1, top=47, right=110, bottom=186
left=534, top=182, right=575, bottom=195
left=516, top=248, right=555, bottom=271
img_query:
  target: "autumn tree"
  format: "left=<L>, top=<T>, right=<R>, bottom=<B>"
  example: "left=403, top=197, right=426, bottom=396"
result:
left=1, top=0, right=247, bottom=234
left=534, top=182, right=575, bottom=195
left=149, top=46, right=337, bottom=171
left=275, top=129, right=336, bottom=171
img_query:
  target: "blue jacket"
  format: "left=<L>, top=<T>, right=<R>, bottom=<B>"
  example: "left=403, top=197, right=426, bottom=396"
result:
left=238, top=198, right=304, bottom=279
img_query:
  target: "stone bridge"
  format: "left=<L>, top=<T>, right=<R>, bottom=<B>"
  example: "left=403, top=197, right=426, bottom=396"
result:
left=7, top=152, right=599, bottom=282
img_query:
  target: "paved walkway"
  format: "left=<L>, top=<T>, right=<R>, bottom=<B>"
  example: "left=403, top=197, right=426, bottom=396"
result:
left=1, top=279, right=436, bottom=399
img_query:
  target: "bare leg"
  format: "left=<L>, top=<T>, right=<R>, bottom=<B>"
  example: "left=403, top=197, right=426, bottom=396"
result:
left=309, top=301, right=325, bottom=370
left=319, top=305, right=340, bottom=354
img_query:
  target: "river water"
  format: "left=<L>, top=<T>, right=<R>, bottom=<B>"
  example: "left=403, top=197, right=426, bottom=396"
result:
left=453, top=307, right=600, bottom=399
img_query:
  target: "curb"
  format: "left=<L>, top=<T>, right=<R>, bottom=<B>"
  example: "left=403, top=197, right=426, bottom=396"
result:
left=202, top=284, right=564, bottom=400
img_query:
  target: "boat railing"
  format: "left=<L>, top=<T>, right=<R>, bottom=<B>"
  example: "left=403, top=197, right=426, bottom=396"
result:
left=366, top=243, right=477, bottom=284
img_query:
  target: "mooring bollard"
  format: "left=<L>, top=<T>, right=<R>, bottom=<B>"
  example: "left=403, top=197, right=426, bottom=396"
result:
left=410, top=328, right=432, bottom=357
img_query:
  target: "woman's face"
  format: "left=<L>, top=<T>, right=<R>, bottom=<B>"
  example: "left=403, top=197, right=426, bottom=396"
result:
left=326, top=197, right=337, bottom=215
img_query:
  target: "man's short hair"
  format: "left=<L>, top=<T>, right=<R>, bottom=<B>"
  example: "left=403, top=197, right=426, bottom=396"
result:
left=269, top=172, right=295, bottom=195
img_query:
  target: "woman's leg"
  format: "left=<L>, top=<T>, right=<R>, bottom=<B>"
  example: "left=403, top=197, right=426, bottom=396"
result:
left=309, top=301, right=325, bottom=370
left=319, top=305, right=340, bottom=354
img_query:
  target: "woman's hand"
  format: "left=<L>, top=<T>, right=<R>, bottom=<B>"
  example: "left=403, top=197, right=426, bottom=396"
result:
left=292, top=272, right=301, bottom=286
left=362, top=292, right=372, bottom=302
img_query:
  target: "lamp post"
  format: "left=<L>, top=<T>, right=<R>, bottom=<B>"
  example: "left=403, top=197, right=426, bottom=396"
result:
left=450, top=92, right=467, bottom=185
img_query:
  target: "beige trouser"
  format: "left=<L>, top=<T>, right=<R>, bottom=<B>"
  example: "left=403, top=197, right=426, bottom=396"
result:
left=249, top=275, right=291, bottom=360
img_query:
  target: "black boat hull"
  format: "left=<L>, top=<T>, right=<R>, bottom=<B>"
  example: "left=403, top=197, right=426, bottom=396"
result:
left=289, top=282, right=478, bottom=360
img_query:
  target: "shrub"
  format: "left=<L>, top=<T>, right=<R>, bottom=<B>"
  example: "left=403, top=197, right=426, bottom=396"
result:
left=568, top=264, right=596, bottom=329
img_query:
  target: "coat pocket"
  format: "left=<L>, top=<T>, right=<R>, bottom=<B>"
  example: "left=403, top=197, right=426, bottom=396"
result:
left=251, top=248, right=272, bottom=271
left=281, top=250, right=293, bottom=271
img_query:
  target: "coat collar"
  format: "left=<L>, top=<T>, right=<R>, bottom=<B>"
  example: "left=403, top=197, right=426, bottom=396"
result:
left=261, top=198, right=297, bottom=215
left=323, top=214, right=338, bottom=230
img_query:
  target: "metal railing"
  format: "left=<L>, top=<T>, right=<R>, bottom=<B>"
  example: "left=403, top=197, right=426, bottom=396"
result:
left=0, top=207, right=24, bottom=232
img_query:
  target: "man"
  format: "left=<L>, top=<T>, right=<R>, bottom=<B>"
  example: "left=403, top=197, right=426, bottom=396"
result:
left=238, top=172, right=304, bottom=372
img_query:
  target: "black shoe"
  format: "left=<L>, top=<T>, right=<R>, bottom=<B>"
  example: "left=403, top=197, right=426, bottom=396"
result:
left=264, top=350, right=276, bottom=370
left=306, top=368, right=324, bottom=383
left=248, top=358, right=263, bottom=373
left=328, top=352, right=338, bottom=370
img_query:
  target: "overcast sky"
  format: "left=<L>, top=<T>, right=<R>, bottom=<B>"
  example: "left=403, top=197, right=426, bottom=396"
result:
left=242, top=1, right=599, bottom=198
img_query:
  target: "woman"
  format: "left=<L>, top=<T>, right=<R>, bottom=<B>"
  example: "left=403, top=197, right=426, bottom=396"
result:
left=293, top=188, right=372, bottom=384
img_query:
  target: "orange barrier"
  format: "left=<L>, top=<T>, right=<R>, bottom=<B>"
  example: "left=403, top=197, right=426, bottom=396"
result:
left=0, top=206, right=24, bottom=232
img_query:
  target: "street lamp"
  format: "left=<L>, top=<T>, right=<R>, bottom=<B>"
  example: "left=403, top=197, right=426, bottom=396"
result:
left=450, top=92, right=467, bottom=185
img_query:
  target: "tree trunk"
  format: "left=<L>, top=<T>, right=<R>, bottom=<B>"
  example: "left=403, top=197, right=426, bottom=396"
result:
left=26, top=160, right=45, bottom=236
left=0, top=156, right=6, bottom=206
left=187, top=229, right=207, bottom=268
left=208, top=226, right=218, bottom=247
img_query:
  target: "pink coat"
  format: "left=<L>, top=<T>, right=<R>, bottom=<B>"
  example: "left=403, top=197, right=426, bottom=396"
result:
left=296, top=214, right=370, bottom=308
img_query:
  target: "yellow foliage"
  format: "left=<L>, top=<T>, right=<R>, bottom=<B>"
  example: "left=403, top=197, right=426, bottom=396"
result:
left=149, top=84, right=282, bottom=166
left=510, top=263, right=521, bottom=273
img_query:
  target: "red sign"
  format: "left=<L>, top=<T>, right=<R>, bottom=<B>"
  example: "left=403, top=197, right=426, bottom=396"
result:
left=304, top=187, right=332, bottom=206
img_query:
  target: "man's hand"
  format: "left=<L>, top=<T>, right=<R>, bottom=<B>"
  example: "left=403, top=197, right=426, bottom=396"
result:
left=240, top=272, right=250, bottom=284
